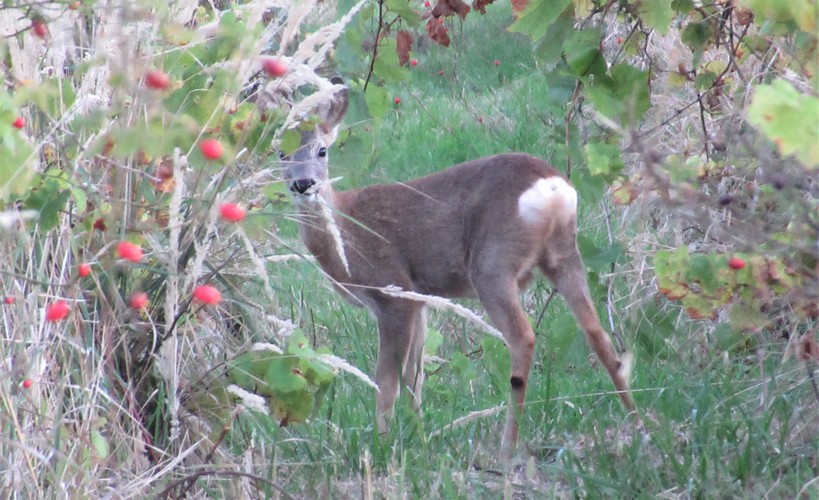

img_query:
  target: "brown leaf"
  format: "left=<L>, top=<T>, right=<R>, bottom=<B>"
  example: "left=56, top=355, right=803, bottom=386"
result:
left=797, top=333, right=819, bottom=362
left=432, top=0, right=471, bottom=20
left=396, top=31, right=413, bottom=67
left=472, top=0, right=496, bottom=14
left=511, top=0, right=529, bottom=15
left=426, top=18, right=451, bottom=47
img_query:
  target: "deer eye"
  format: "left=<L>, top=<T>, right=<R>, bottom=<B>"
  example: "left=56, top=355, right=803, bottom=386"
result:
left=318, top=147, right=327, bottom=158
left=278, top=151, right=286, bottom=160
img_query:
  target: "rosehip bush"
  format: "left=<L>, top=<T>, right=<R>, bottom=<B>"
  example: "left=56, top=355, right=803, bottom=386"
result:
left=0, top=2, right=349, bottom=487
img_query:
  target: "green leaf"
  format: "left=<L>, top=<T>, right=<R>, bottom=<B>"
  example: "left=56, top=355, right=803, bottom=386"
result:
left=24, top=177, right=71, bottom=231
left=746, top=78, right=819, bottom=168
left=16, top=78, right=76, bottom=118
left=90, top=430, right=110, bottom=459
left=577, top=234, right=624, bottom=271
left=654, top=247, right=690, bottom=300
left=583, top=142, right=625, bottom=178
left=385, top=0, right=420, bottom=27
left=0, top=141, right=35, bottom=200
left=425, top=327, right=444, bottom=357
left=671, top=0, right=695, bottom=12
left=729, top=302, right=770, bottom=332
left=508, top=0, right=571, bottom=40
left=228, top=350, right=280, bottom=395
left=372, top=38, right=410, bottom=83
left=694, top=71, right=717, bottom=91
left=640, top=0, right=675, bottom=34
left=609, top=63, right=651, bottom=123
left=533, top=5, right=574, bottom=67
left=280, top=129, right=301, bottom=155
left=564, top=28, right=606, bottom=78
left=266, top=357, right=308, bottom=393
left=364, top=84, right=389, bottom=119
left=685, top=254, right=718, bottom=290
left=681, top=20, right=714, bottom=51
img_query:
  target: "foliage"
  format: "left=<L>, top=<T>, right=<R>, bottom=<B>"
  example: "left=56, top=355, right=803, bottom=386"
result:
left=228, top=332, right=336, bottom=425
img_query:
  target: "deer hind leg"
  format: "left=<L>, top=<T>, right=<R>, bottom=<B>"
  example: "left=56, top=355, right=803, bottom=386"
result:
left=470, top=271, right=536, bottom=457
left=540, top=243, right=637, bottom=414
left=373, top=298, right=425, bottom=435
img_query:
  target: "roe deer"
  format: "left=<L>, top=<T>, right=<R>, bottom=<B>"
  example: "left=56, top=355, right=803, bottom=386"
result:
left=280, top=82, right=637, bottom=455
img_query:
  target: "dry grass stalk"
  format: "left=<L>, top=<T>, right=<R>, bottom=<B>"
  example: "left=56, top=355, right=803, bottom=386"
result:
left=429, top=404, right=508, bottom=438
left=316, top=353, right=379, bottom=391
left=380, top=285, right=506, bottom=343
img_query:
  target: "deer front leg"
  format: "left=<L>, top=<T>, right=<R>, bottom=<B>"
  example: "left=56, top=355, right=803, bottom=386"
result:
left=402, top=306, right=427, bottom=414
left=373, top=298, right=426, bottom=435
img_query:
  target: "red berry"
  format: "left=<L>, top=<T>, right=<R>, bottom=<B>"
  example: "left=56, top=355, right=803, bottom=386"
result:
left=117, top=241, right=143, bottom=263
left=32, top=20, right=48, bottom=38
left=22, top=379, right=33, bottom=389
left=424, top=1, right=430, bottom=7
left=193, top=285, right=221, bottom=305
left=728, top=256, right=746, bottom=270
left=438, top=70, right=445, bottom=76
left=394, top=97, right=401, bottom=104
left=616, top=37, right=623, bottom=44
left=4, top=297, right=14, bottom=305
left=261, top=57, right=288, bottom=78
left=78, top=263, right=91, bottom=277
left=93, top=218, right=106, bottom=231
left=219, top=202, right=246, bottom=222
left=200, top=138, right=224, bottom=160
left=493, top=59, right=501, bottom=67
left=129, top=292, right=149, bottom=310
left=144, top=69, right=170, bottom=90
left=410, top=58, right=418, bottom=67
left=12, top=117, right=25, bottom=129
left=46, top=300, right=70, bottom=322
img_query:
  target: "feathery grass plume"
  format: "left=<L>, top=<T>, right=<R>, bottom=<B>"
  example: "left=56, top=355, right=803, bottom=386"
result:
left=429, top=404, right=508, bottom=438
left=318, top=194, right=350, bottom=275
left=0, top=209, right=38, bottom=228
left=381, top=285, right=506, bottom=343
left=316, top=353, right=379, bottom=392
left=251, top=342, right=283, bottom=354
left=226, top=384, right=271, bottom=414
left=266, top=253, right=312, bottom=262
left=265, top=315, right=298, bottom=336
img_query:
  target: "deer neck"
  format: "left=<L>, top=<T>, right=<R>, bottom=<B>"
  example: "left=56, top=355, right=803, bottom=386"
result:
left=295, top=184, right=353, bottom=281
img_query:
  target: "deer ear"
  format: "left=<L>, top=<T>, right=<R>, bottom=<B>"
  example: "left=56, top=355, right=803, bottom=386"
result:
left=319, top=81, right=348, bottom=145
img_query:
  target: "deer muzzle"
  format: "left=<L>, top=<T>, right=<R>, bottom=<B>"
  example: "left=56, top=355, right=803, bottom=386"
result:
left=290, top=178, right=316, bottom=195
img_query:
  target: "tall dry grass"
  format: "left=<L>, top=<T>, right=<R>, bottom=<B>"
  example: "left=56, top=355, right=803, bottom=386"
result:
left=0, top=1, right=369, bottom=496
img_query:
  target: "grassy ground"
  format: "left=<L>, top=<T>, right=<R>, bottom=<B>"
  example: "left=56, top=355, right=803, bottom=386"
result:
left=256, top=7, right=818, bottom=498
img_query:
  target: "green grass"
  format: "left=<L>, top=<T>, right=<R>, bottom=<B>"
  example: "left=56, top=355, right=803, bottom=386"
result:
left=247, top=6, right=819, bottom=497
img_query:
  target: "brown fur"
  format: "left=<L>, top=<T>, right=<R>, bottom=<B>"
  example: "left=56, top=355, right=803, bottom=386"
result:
left=281, top=85, right=637, bottom=456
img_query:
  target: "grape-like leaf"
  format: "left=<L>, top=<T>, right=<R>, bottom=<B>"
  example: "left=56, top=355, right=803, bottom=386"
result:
left=746, top=79, right=819, bottom=168
left=641, top=0, right=674, bottom=35
left=508, top=0, right=571, bottom=40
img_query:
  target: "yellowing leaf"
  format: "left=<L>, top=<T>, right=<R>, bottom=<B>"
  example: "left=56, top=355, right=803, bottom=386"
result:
left=746, top=79, right=819, bottom=168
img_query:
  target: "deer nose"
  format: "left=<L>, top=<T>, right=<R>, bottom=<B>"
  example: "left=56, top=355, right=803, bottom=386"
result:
left=290, top=178, right=316, bottom=195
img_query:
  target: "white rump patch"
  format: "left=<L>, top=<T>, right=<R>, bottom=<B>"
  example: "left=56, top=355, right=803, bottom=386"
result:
left=517, top=177, right=577, bottom=225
